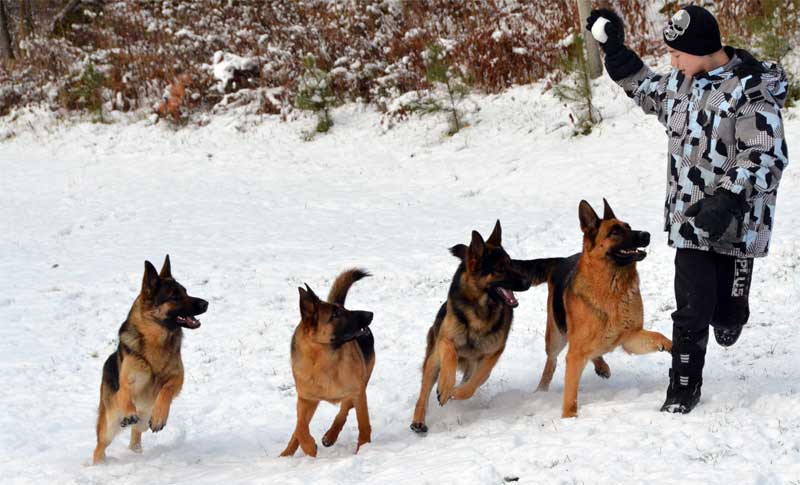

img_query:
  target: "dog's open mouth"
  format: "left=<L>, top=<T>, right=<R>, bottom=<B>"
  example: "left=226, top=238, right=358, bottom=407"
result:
left=494, top=287, right=519, bottom=308
left=610, top=247, right=647, bottom=264
left=339, top=326, right=371, bottom=343
left=176, top=315, right=202, bottom=329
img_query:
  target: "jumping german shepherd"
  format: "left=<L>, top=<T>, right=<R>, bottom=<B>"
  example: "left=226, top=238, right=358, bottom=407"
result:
left=410, top=221, right=531, bottom=433
left=516, top=200, right=672, bottom=418
left=281, top=269, right=375, bottom=457
left=93, top=255, right=208, bottom=464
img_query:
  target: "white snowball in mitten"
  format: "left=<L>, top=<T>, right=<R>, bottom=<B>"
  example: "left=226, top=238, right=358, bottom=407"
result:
left=591, top=17, right=610, bottom=43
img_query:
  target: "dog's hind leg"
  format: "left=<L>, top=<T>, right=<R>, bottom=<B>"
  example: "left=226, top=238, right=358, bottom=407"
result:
left=129, top=411, right=152, bottom=453
left=129, top=400, right=153, bottom=453
left=410, top=351, right=440, bottom=434
left=354, top=390, right=371, bottom=453
left=459, top=358, right=476, bottom=385
left=128, top=428, right=143, bottom=454
left=536, top=317, right=566, bottom=392
left=93, top=399, right=121, bottom=464
left=322, top=399, right=353, bottom=447
left=622, top=329, right=672, bottom=354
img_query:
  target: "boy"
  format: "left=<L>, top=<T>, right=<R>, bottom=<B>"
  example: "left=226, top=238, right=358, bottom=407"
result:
left=586, top=5, right=789, bottom=413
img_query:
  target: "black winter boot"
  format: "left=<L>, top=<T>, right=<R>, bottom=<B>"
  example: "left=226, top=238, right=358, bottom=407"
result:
left=713, top=324, right=744, bottom=347
left=661, top=369, right=702, bottom=414
left=661, top=329, right=707, bottom=414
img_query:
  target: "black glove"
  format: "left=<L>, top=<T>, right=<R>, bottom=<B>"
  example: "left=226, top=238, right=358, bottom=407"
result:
left=684, top=190, right=748, bottom=241
left=585, top=8, right=643, bottom=81
left=586, top=8, right=626, bottom=55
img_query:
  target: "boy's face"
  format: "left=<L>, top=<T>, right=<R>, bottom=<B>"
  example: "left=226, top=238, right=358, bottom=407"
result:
left=668, top=47, right=707, bottom=78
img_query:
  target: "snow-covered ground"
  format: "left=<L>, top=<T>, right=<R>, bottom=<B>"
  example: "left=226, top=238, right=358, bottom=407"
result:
left=1, top=74, right=799, bottom=484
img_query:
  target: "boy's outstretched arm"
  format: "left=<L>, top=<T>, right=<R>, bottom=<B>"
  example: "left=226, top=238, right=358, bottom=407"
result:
left=586, top=8, right=671, bottom=127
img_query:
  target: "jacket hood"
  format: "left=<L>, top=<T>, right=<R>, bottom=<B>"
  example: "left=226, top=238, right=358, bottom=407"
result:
left=730, top=47, right=789, bottom=108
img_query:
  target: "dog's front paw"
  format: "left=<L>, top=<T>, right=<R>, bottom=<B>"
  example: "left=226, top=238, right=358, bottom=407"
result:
left=661, top=338, right=673, bottom=352
left=355, top=436, right=370, bottom=453
left=562, top=401, right=578, bottom=419
left=594, top=362, right=611, bottom=379
left=451, top=385, right=475, bottom=401
left=279, top=440, right=298, bottom=457
left=410, top=422, right=428, bottom=434
left=436, top=385, right=453, bottom=406
left=149, top=404, right=170, bottom=432
left=149, top=415, right=168, bottom=433
left=302, top=442, right=318, bottom=458
left=120, top=415, right=140, bottom=428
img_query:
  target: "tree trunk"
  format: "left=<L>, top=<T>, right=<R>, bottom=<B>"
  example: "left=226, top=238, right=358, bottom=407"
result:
left=20, top=0, right=35, bottom=38
left=576, top=0, right=603, bottom=79
left=0, top=0, right=14, bottom=61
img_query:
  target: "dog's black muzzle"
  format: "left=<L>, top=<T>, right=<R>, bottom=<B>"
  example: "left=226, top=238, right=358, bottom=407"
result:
left=609, top=230, right=650, bottom=266
left=334, top=310, right=374, bottom=345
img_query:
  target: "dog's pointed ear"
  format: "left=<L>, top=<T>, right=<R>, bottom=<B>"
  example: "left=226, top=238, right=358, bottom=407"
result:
left=142, top=260, right=160, bottom=299
left=486, top=219, right=502, bottom=246
left=449, top=244, right=468, bottom=261
left=298, top=284, right=319, bottom=327
left=304, top=283, right=319, bottom=301
left=579, top=200, right=601, bottom=237
left=602, top=198, right=617, bottom=221
left=466, top=230, right=485, bottom=274
left=159, top=254, right=172, bottom=279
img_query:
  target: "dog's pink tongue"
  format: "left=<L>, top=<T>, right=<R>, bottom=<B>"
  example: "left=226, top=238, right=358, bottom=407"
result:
left=177, top=316, right=202, bottom=329
left=497, top=288, right=518, bottom=306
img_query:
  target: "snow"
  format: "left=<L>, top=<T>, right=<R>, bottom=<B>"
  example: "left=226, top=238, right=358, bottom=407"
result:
left=557, top=33, right=576, bottom=49
left=211, top=51, right=259, bottom=93
left=1, top=70, right=799, bottom=484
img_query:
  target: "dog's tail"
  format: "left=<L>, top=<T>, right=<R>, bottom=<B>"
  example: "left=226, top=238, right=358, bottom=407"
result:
left=513, top=258, right=562, bottom=286
left=449, top=244, right=468, bottom=261
left=453, top=243, right=561, bottom=286
left=328, top=268, right=371, bottom=305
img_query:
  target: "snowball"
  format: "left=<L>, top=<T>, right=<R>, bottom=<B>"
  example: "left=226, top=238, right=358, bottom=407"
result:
left=591, top=17, right=610, bottom=44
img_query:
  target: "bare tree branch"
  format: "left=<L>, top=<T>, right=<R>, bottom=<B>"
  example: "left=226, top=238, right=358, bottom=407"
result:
left=52, top=0, right=83, bottom=35
left=0, top=0, right=14, bottom=61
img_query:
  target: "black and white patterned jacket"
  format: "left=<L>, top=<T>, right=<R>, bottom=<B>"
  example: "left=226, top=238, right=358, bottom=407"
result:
left=614, top=47, right=789, bottom=257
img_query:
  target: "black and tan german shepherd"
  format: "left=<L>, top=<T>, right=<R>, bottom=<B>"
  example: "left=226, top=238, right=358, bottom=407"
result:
left=410, top=221, right=531, bottom=433
left=516, top=200, right=672, bottom=418
left=93, top=255, right=208, bottom=464
left=281, top=269, right=375, bottom=457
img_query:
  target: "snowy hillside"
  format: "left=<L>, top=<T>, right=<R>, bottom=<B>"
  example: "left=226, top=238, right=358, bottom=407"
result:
left=1, top=73, right=799, bottom=484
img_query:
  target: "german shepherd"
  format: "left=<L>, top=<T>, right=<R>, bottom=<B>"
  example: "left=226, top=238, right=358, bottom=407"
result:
left=516, top=200, right=672, bottom=418
left=280, top=269, right=375, bottom=457
left=93, top=255, right=208, bottom=464
left=410, top=221, right=531, bottom=433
